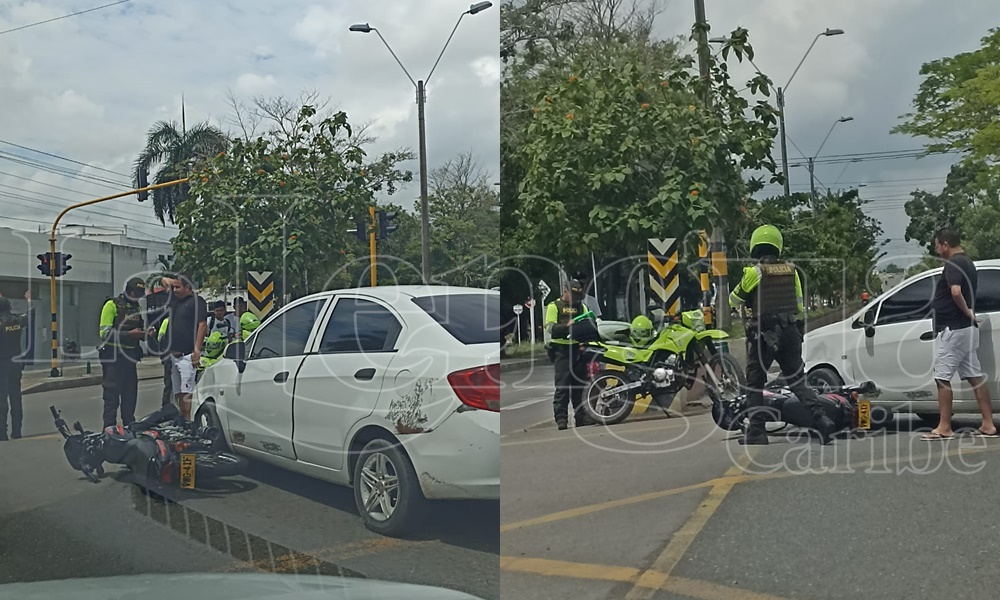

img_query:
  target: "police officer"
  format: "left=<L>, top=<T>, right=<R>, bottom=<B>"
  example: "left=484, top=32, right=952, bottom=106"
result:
left=730, top=225, right=835, bottom=445
left=0, top=291, right=33, bottom=440
left=545, top=279, right=596, bottom=430
left=99, top=278, right=154, bottom=428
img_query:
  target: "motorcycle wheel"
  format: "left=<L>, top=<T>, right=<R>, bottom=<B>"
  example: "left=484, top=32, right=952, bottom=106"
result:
left=193, top=451, right=248, bottom=480
left=708, top=353, right=745, bottom=397
left=583, top=372, right=636, bottom=425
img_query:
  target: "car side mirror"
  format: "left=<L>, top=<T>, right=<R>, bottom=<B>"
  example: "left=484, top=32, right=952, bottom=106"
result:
left=224, top=341, right=247, bottom=373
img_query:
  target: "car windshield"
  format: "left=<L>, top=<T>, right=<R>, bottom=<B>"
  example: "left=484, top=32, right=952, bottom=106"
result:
left=411, top=293, right=499, bottom=345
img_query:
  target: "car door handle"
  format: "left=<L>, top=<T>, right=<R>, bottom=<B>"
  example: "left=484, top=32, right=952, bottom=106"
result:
left=920, top=331, right=934, bottom=341
left=273, top=371, right=289, bottom=383
left=354, top=368, right=376, bottom=381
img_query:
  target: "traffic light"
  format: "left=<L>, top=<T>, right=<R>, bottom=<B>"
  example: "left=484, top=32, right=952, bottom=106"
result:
left=347, top=216, right=368, bottom=242
left=377, top=210, right=398, bottom=240
left=56, top=252, right=72, bottom=276
left=36, top=253, right=51, bottom=276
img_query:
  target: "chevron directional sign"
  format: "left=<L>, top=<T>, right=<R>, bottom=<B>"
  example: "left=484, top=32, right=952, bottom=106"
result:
left=647, top=238, right=680, bottom=315
left=247, top=271, right=275, bottom=319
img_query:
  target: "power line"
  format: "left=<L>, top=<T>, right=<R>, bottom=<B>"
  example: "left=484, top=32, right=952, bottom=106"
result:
left=0, top=153, right=130, bottom=190
left=0, top=139, right=131, bottom=178
left=0, top=190, right=174, bottom=238
left=0, top=0, right=132, bottom=36
left=0, top=178, right=163, bottom=220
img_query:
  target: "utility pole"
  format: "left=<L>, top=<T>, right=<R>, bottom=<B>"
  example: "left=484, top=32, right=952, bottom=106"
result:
left=369, top=205, right=378, bottom=287
left=808, top=156, right=816, bottom=199
left=693, top=0, right=730, bottom=330
left=417, top=80, right=431, bottom=284
left=778, top=87, right=790, bottom=197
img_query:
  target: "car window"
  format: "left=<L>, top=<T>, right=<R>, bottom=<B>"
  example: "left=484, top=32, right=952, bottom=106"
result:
left=975, top=269, right=1000, bottom=313
left=319, top=297, right=402, bottom=353
left=877, top=276, right=936, bottom=326
left=411, top=293, right=499, bottom=345
left=249, top=300, right=326, bottom=359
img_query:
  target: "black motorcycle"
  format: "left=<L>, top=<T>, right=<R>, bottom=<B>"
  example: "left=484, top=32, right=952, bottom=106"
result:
left=710, top=379, right=878, bottom=439
left=52, top=403, right=247, bottom=488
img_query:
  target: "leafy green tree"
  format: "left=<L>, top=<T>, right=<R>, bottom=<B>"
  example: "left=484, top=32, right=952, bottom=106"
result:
left=892, top=28, right=1000, bottom=163
left=883, top=263, right=903, bottom=274
left=514, top=26, right=778, bottom=265
left=133, top=121, right=230, bottom=224
left=174, top=106, right=411, bottom=299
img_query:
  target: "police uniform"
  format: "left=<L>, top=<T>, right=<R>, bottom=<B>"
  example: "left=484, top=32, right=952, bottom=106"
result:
left=98, top=279, right=147, bottom=427
left=730, top=226, right=834, bottom=445
left=544, top=280, right=596, bottom=430
left=0, top=298, right=31, bottom=440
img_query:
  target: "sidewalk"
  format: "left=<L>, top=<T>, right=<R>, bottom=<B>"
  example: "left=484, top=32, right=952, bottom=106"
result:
left=21, top=360, right=165, bottom=396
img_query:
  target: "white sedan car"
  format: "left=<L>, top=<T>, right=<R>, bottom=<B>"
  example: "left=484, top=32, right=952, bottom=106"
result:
left=192, top=286, right=499, bottom=536
left=804, top=260, right=1000, bottom=424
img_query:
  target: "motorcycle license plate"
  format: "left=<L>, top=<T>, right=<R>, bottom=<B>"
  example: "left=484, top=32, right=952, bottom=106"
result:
left=857, top=399, right=871, bottom=430
left=180, top=453, right=196, bottom=489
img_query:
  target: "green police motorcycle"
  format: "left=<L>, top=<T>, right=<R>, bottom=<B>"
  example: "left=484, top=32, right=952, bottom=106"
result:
left=580, top=307, right=744, bottom=425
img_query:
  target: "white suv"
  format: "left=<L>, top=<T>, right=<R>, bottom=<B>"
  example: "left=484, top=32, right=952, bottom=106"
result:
left=803, top=260, right=1000, bottom=423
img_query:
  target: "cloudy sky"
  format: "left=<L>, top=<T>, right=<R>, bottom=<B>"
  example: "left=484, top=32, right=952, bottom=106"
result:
left=0, top=0, right=499, bottom=243
left=651, top=0, right=1000, bottom=267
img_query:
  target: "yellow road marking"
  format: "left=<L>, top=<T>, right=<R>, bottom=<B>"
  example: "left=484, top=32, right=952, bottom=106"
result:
left=502, top=439, right=1000, bottom=533
left=625, top=455, right=753, bottom=599
left=500, top=414, right=712, bottom=447
left=500, top=473, right=769, bottom=533
left=499, top=555, right=792, bottom=600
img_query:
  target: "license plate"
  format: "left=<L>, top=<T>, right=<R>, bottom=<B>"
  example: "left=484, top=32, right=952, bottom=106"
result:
left=857, top=399, right=871, bottom=430
left=180, top=453, right=196, bottom=489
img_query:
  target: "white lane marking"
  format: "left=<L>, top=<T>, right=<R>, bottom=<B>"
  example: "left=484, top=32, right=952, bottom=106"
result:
left=501, top=396, right=550, bottom=411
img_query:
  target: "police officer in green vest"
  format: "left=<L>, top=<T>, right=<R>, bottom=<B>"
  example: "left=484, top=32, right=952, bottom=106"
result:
left=98, top=278, right=154, bottom=428
left=545, top=279, right=596, bottom=430
left=0, top=291, right=33, bottom=440
left=730, top=225, right=835, bottom=445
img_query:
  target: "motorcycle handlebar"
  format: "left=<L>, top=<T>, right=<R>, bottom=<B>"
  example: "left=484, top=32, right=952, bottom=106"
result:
left=50, top=406, right=59, bottom=420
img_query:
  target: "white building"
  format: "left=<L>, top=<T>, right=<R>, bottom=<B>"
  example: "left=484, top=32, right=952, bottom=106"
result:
left=0, top=225, right=172, bottom=363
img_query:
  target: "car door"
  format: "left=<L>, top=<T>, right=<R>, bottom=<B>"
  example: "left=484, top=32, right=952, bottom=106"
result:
left=850, top=274, right=938, bottom=403
left=952, top=268, right=1000, bottom=403
left=226, top=298, right=328, bottom=461
left=292, top=295, right=403, bottom=471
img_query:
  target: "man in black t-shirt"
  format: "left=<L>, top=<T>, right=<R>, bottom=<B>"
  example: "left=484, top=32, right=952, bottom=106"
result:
left=923, top=227, right=997, bottom=440
left=161, top=273, right=208, bottom=420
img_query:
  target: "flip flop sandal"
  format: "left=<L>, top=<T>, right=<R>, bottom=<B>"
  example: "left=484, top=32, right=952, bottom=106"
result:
left=921, top=431, right=954, bottom=441
left=971, top=429, right=1000, bottom=438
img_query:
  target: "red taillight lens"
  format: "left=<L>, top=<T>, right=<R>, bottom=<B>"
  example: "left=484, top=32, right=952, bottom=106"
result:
left=587, top=360, right=601, bottom=379
left=449, top=364, right=500, bottom=412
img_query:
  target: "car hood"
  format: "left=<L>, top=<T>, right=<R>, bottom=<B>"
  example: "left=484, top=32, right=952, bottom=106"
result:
left=0, top=573, right=486, bottom=600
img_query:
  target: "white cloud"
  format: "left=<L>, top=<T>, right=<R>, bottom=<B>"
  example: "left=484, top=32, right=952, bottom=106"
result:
left=471, top=55, right=502, bottom=87
left=235, top=73, right=278, bottom=95
left=0, top=0, right=498, bottom=238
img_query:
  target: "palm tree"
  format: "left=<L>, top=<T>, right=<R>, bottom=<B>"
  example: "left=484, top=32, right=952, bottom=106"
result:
left=133, top=121, right=230, bottom=224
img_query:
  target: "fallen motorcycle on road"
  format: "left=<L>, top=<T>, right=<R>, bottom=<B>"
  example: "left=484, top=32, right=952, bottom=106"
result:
left=52, top=403, right=247, bottom=490
left=709, top=378, right=878, bottom=440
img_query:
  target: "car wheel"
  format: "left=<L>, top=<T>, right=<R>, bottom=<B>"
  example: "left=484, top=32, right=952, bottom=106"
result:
left=807, top=367, right=842, bottom=394
left=194, top=403, right=229, bottom=452
left=353, top=438, right=427, bottom=537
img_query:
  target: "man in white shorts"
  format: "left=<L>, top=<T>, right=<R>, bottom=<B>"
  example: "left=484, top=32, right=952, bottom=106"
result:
left=923, top=227, right=997, bottom=440
left=161, top=273, right=207, bottom=420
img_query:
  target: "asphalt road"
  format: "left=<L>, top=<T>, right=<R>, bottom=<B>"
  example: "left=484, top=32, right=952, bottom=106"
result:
left=0, top=380, right=498, bottom=600
left=501, top=364, right=559, bottom=436
left=500, top=366, right=1000, bottom=600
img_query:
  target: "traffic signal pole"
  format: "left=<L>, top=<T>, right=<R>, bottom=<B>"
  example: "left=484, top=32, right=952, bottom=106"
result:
left=369, top=205, right=378, bottom=287
left=47, top=178, right=189, bottom=377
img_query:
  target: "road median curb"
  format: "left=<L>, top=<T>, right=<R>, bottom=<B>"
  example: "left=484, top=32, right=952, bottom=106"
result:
left=23, top=371, right=164, bottom=396
left=501, top=357, right=548, bottom=372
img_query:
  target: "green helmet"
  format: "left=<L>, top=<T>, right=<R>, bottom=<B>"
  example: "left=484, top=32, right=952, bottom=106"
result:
left=750, top=224, right=783, bottom=259
left=204, top=331, right=226, bottom=358
left=629, top=315, right=655, bottom=347
left=240, top=312, right=261, bottom=334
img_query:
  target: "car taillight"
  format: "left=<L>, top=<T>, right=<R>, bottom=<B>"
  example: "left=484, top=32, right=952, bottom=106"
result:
left=449, top=364, right=500, bottom=412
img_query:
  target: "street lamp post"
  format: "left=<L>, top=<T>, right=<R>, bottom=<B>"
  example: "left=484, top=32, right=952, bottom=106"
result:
left=712, top=29, right=844, bottom=198
left=350, top=1, right=493, bottom=285
left=809, top=116, right=854, bottom=200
